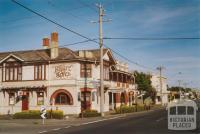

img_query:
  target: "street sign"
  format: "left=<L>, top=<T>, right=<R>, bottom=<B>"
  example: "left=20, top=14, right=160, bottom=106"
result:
left=40, top=106, right=47, bottom=124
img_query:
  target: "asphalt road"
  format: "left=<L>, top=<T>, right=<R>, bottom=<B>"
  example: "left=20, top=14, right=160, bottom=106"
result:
left=45, top=109, right=199, bottom=134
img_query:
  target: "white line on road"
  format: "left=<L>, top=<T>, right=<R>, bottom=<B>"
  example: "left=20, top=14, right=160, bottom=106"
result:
left=65, top=126, right=71, bottom=129
left=38, top=130, right=47, bottom=134
left=81, top=115, right=125, bottom=125
left=52, top=128, right=61, bottom=131
left=156, top=117, right=166, bottom=122
left=38, top=115, right=125, bottom=134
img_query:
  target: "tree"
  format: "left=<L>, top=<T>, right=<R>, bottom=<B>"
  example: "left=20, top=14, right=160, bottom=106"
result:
left=134, top=71, right=156, bottom=102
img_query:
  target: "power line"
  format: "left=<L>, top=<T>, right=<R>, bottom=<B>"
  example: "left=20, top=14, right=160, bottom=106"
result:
left=11, top=0, right=155, bottom=72
left=104, top=37, right=200, bottom=40
left=76, top=0, right=98, bottom=13
left=11, top=0, right=93, bottom=41
left=47, top=0, right=91, bottom=22
left=60, top=38, right=97, bottom=48
left=104, top=45, right=155, bottom=71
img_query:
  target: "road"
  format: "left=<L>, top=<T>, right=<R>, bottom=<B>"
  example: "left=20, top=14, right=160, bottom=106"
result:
left=1, top=109, right=199, bottom=134
left=44, top=109, right=198, bottom=134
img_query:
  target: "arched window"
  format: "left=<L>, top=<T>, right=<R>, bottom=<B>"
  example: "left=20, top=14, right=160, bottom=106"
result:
left=51, top=89, right=73, bottom=105
left=55, top=93, right=70, bottom=105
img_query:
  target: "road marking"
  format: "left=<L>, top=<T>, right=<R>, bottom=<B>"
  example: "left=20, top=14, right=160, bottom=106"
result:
left=52, top=128, right=61, bottom=131
left=65, top=126, right=71, bottom=129
left=38, top=115, right=125, bottom=134
left=81, top=116, right=125, bottom=125
left=156, top=117, right=166, bottom=122
left=73, top=124, right=81, bottom=126
left=38, top=130, right=47, bottom=134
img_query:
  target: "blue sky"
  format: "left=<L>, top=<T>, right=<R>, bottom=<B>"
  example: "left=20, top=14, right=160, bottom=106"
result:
left=0, top=0, right=200, bottom=88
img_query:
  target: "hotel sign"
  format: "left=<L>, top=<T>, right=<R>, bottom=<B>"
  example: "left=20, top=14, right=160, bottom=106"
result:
left=53, top=64, right=73, bottom=79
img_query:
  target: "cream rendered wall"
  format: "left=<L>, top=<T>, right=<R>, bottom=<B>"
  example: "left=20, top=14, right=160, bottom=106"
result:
left=47, top=86, right=81, bottom=114
left=92, top=64, right=100, bottom=80
left=22, top=66, right=34, bottom=80
left=44, top=62, right=81, bottom=114
left=0, top=92, right=21, bottom=114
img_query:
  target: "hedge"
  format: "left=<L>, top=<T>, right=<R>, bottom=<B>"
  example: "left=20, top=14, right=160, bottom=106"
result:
left=13, top=110, right=64, bottom=119
left=115, top=105, right=145, bottom=114
left=80, top=109, right=101, bottom=117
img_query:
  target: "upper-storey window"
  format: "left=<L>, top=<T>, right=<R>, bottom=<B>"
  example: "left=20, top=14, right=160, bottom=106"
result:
left=104, top=62, right=110, bottom=80
left=34, top=64, right=46, bottom=80
left=4, top=62, right=22, bottom=81
left=80, top=64, right=92, bottom=78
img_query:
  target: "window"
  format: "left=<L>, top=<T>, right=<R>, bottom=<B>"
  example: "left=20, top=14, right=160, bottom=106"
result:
left=170, top=107, right=176, bottom=115
left=4, top=62, right=22, bottom=81
left=34, top=64, right=46, bottom=80
left=55, top=93, right=70, bottom=105
left=9, top=93, right=15, bottom=105
left=177, top=106, right=186, bottom=115
left=80, top=64, right=92, bottom=78
left=92, top=92, right=96, bottom=101
left=187, top=106, right=194, bottom=115
left=104, top=66, right=109, bottom=80
left=37, top=92, right=44, bottom=105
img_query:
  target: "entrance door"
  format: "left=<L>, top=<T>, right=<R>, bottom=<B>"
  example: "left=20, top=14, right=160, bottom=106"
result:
left=22, top=93, right=29, bottom=111
left=81, top=91, right=91, bottom=110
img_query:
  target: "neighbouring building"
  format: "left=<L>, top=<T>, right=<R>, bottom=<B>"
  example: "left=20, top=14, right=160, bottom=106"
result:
left=0, top=32, right=137, bottom=115
left=151, top=74, right=169, bottom=105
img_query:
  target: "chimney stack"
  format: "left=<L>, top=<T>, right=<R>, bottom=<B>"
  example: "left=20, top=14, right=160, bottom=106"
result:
left=50, top=32, right=59, bottom=59
left=42, top=37, right=50, bottom=49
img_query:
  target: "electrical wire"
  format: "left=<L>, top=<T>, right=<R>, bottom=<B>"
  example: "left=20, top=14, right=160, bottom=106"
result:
left=104, top=37, right=200, bottom=40
left=11, top=0, right=156, bottom=72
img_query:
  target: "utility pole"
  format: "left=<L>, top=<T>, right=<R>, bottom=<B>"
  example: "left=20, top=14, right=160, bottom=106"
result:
left=178, top=72, right=182, bottom=100
left=178, top=80, right=181, bottom=100
left=93, top=4, right=111, bottom=117
left=156, top=66, right=165, bottom=105
left=99, top=4, right=104, bottom=117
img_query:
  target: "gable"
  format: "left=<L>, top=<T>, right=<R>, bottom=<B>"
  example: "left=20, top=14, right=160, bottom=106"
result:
left=103, top=49, right=116, bottom=65
left=0, top=54, right=24, bottom=64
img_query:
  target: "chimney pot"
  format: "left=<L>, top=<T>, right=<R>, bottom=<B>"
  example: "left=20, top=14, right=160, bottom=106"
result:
left=50, top=32, right=59, bottom=59
left=43, top=38, right=50, bottom=49
left=51, top=32, right=58, bottom=42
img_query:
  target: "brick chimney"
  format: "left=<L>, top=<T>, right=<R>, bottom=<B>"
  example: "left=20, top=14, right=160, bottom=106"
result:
left=50, top=32, right=59, bottom=59
left=42, top=37, right=50, bottom=49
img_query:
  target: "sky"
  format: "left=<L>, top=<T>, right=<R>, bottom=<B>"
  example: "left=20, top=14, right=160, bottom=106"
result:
left=0, top=0, right=200, bottom=89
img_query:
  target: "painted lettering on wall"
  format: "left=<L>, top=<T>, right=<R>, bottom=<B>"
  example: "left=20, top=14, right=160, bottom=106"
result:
left=54, top=64, right=72, bottom=79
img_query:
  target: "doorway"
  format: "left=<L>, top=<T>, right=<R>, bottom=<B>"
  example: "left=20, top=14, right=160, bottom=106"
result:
left=81, top=91, right=91, bottom=110
left=22, top=92, right=29, bottom=111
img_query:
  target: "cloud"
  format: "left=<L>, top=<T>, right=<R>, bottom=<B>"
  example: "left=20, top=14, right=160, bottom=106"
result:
left=168, top=64, right=200, bottom=70
left=138, top=6, right=199, bottom=29
left=156, top=56, right=200, bottom=63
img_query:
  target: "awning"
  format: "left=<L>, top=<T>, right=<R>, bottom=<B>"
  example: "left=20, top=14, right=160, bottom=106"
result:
left=1, top=81, right=48, bottom=90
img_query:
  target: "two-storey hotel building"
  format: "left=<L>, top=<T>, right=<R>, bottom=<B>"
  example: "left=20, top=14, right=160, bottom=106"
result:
left=0, top=32, right=138, bottom=115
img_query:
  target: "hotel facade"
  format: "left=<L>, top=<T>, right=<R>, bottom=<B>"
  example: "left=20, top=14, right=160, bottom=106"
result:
left=0, top=32, right=138, bottom=115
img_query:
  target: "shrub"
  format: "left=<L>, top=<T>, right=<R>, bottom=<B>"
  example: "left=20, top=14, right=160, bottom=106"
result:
left=80, top=109, right=101, bottom=117
left=13, top=110, right=40, bottom=119
left=136, top=105, right=145, bottom=112
left=115, top=104, right=147, bottom=114
left=13, top=110, right=64, bottom=119
left=47, top=110, right=64, bottom=119
left=115, top=105, right=135, bottom=114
